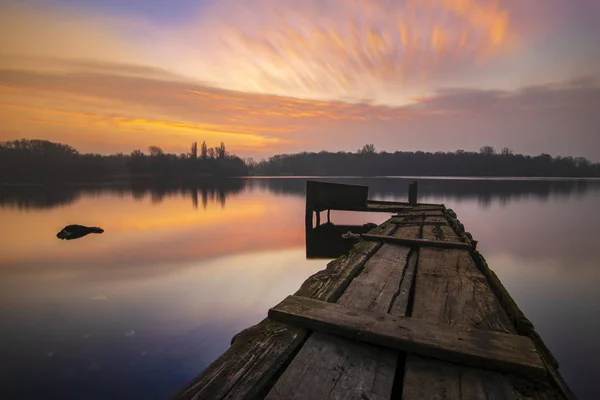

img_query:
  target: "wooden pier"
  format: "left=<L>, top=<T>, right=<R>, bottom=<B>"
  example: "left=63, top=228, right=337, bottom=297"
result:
left=177, top=181, right=575, bottom=400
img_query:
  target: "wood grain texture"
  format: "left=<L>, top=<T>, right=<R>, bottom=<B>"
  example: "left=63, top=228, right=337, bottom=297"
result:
left=362, top=234, right=470, bottom=250
left=411, top=248, right=515, bottom=332
left=265, top=225, right=421, bottom=400
left=177, top=222, right=397, bottom=400
left=402, top=246, right=559, bottom=399
left=269, top=295, right=545, bottom=377
left=403, top=356, right=515, bottom=400
left=177, top=319, right=306, bottom=400
left=392, top=220, right=447, bottom=225
left=420, top=216, right=462, bottom=243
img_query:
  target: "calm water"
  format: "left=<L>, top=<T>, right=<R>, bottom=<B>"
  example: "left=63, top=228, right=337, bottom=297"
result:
left=1, top=177, right=599, bottom=399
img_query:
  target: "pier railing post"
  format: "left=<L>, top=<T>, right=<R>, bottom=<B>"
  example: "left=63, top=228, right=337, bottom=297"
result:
left=408, top=181, right=418, bottom=205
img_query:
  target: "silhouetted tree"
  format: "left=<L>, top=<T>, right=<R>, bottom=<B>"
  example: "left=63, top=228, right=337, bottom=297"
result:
left=0, top=139, right=248, bottom=183
left=148, top=146, right=164, bottom=157
left=201, top=141, right=208, bottom=160
left=190, top=142, right=198, bottom=159
left=358, top=144, right=377, bottom=155
left=251, top=146, right=600, bottom=177
left=218, top=142, right=226, bottom=160
left=501, top=147, right=514, bottom=156
left=480, top=146, right=496, bottom=156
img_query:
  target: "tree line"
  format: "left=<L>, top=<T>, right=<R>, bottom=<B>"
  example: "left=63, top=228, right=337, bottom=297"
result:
left=1, top=140, right=599, bottom=183
left=250, top=144, right=600, bottom=177
left=0, top=139, right=248, bottom=183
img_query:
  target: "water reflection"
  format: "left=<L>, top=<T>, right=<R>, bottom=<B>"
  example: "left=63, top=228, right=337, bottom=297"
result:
left=0, top=177, right=245, bottom=210
left=1, top=177, right=599, bottom=399
left=305, top=222, right=372, bottom=259
left=2, top=177, right=599, bottom=211
left=249, top=177, right=599, bottom=207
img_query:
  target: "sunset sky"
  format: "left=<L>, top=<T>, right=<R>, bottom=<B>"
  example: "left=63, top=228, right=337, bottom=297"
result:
left=1, top=0, right=599, bottom=160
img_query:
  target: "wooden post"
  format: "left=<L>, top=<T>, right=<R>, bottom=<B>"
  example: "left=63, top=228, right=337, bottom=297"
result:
left=315, top=211, right=321, bottom=227
left=305, top=181, right=313, bottom=229
left=408, top=181, right=418, bottom=205
left=327, top=209, right=331, bottom=224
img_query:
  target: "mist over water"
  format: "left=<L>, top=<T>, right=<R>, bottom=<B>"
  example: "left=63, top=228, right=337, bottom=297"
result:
left=1, top=177, right=599, bottom=399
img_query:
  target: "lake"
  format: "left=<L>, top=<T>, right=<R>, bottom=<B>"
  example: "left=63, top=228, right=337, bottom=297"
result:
left=1, top=177, right=599, bottom=399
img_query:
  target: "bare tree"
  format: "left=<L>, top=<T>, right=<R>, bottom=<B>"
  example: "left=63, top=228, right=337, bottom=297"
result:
left=148, top=146, right=164, bottom=157
left=190, top=142, right=198, bottom=159
left=218, top=142, right=226, bottom=159
left=501, top=147, right=513, bottom=156
left=201, top=141, right=208, bottom=159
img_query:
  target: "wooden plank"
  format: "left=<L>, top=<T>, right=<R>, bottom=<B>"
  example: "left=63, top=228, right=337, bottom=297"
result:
left=176, top=221, right=397, bottom=400
left=367, top=200, right=444, bottom=208
left=402, top=357, right=515, bottom=400
left=392, top=220, right=447, bottom=225
left=411, top=248, right=516, bottom=332
left=421, top=216, right=462, bottom=243
left=402, top=247, right=525, bottom=399
left=408, top=181, right=418, bottom=205
left=362, top=234, right=470, bottom=250
left=306, top=180, right=368, bottom=212
left=266, top=225, right=421, bottom=400
left=396, top=211, right=447, bottom=217
left=176, top=319, right=306, bottom=400
left=269, top=296, right=545, bottom=378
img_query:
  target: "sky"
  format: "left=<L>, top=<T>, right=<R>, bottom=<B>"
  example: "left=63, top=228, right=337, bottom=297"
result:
left=0, top=0, right=599, bottom=160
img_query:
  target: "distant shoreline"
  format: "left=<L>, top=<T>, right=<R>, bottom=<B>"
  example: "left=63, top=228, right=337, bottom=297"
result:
left=3, top=175, right=600, bottom=187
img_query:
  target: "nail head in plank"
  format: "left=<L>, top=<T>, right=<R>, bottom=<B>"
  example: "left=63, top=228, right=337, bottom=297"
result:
left=269, top=295, right=546, bottom=378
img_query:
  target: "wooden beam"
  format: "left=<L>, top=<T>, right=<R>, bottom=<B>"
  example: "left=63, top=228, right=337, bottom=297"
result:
left=392, top=220, right=448, bottom=225
left=408, top=181, right=418, bottom=205
left=361, top=234, right=470, bottom=250
left=395, top=212, right=447, bottom=217
left=269, top=296, right=546, bottom=378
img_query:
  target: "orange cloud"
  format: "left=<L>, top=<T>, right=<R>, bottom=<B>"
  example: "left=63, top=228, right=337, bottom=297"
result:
left=175, top=0, right=516, bottom=103
left=0, top=67, right=425, bottom=155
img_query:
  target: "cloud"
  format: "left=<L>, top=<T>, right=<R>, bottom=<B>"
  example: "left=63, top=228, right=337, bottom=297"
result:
left=172, top=0, right=518, bottom=103
left=0, top=0, right=523, bottom=104
left=0, top=1, right=598, bottom=159
left=1, top=62, right=599, bottom=159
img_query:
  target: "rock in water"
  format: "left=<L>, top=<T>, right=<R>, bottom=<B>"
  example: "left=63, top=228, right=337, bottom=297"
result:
left=57, top=225, right=104, bottom=240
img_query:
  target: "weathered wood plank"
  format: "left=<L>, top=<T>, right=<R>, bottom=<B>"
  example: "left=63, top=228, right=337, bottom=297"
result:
left=177, top=319, right=306, bottom=400
left=266, top=332, right=393, bottom=400
left=402, top=356, right=516, bottom=400
left=176, top=221, right=397, bottom=400
left=402, top=247, right=527, bottom=399
left=362, top=234, right=470, bottom=250
left=367, top=200, right=444, bottom=209
left=411, top=248, right=515, bottom=332
left=269, top=295, right=545, bottom=377
left=392, top=220, right=447, bottom=225
left=307, top=180, right=368, bottom=212
left=420, top=215, right=462, bottom=243
left=266, top=225, right=421, bottom=400
left=396, top=211, right=447, bottom=217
